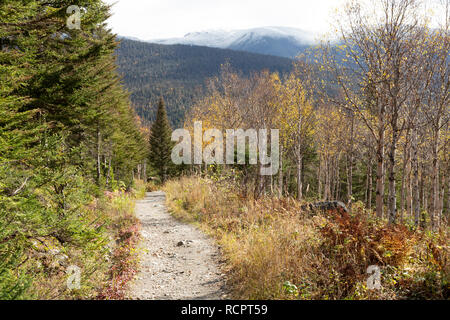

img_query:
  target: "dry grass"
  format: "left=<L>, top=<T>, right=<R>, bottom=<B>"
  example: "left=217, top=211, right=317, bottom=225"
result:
left=145, top=180, right=159, bottom=192
left=164, top=175, right=449, bottom=300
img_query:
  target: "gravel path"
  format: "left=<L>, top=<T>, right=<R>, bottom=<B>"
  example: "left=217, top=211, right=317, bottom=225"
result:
left=128, top=191, right=228, bottom=300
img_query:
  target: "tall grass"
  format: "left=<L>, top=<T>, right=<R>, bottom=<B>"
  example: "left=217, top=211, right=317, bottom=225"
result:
left=164, top=176, right=449, bottom=300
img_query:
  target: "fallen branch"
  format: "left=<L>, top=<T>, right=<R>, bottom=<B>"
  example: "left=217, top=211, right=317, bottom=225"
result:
left=10, top=177, right=29, bottom=196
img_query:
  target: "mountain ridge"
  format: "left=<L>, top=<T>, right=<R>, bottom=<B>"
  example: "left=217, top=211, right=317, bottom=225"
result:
left=135, top=26, right=319, bottom=58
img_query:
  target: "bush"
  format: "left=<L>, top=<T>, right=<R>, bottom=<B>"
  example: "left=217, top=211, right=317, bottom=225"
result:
left=0, top=178, right=145, bottom=300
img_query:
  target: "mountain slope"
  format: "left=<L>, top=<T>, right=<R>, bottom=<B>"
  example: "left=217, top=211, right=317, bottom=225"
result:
left=150, top=27, right=317, bottom=58
left=115, top=39, right=294, bottom=127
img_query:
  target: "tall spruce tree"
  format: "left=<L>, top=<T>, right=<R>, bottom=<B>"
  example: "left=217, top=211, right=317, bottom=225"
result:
left=0, top=0, right=148, bottom=298
left=148, top=98, right=173, bottom=183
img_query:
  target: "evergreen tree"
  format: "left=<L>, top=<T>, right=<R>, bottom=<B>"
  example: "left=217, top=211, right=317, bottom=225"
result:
left=148, top=98, right=173, bottom=183
left=0, top=0, right=148, bottom=298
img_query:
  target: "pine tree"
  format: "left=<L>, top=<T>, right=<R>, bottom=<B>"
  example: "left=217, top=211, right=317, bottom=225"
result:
left=0, top=0, right=148, bottom=298
left=148, top=98, right=173, bottom=183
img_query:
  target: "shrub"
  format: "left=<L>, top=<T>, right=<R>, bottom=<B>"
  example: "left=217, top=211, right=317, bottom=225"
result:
left=164, top=176, right=449, bottom=300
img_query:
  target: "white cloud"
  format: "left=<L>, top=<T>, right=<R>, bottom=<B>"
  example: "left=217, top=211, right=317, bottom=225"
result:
left=103, top=0, right=348, bottom=39
left=103, top=0, right=447, bottom=40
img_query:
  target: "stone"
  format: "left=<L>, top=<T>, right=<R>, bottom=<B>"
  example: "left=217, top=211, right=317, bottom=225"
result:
left=177, top=240, right=193, bottom=247
left=301, top=201, right=349, bottom=215
left=177, top=241, right=185, bottom=247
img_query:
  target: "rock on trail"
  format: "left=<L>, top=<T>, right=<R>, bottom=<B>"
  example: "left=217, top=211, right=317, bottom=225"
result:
left=128, top=191, right=228, bottom=300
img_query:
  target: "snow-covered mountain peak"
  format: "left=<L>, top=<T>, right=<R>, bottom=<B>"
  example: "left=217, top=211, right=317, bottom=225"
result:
left=148, top=27, right=319, bottom=58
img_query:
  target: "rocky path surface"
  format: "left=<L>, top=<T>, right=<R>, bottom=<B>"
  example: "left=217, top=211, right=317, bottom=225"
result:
left=128, top=191, right=228, bottom=300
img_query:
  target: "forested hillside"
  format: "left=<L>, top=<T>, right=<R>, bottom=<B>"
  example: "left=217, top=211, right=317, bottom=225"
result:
left=0, top=0, right=147, bottom=299
left=115, top=39, right=294, bottom=127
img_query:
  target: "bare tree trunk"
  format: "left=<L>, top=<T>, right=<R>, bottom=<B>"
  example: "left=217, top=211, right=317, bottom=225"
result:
left=439, top=172, right=445, bottom=227
left=97, top=128, right=101, bottom=184
left=406, top=142, right=413, bottom=218
left=270, top=172, right=273, bottom=195
left=325, top=155, right=330, bottom=200
left=346, top=154, right=352, bottom=203
left=406, top=173, right=412, bottom=218
left=400, top=134, right=410, bottom=222
left=431, top=127, right=440, bottom=230
left=335, top=155, right=340, bottom=200
left=413, top=163, right=420, bottom=227
left=330, top=159, right=334, bottom=200
left=412, top=130, right=420, bottom=227
left=106, top=156, right=112, bottom=187
left=347, top=114, right=354, bottom=205
left=424, top=170, right=428, bottom=213
left=388, top=128, right=399, bottom=224
left=297, top=155, right=303, bottom=201
left=422, top=165, right=428, bottom=229
left=376, top=132, right=385, bottom=219
left=367, top=157, right=373, bottom=210
left=260, top=167, right=266, bottom=197
left=318, top=156, right=322, bottom=200
left=137, top=164, right=141, bottom=181
left=278, top=146, right=283, bottom=197
left=143, top=159, right=147, bottom=182
left=365, top=161, right=369, bottom=206
left=296, top=112, right=303, bottom=201
left=446, top=172, right=450, bottom=225
left=420, top=167, right=426, bottom=225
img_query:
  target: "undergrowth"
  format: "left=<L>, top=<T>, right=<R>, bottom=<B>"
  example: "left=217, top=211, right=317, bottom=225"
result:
left=11, top=180, right=145, bottom=300
left=164, top=176, right=449, bottom=300
left=97, top=189, right=142, bottom=300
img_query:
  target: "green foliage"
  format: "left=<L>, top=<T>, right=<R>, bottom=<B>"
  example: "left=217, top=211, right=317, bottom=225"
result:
left=115, top=39, right=294, bottom=127
left=148, top=98, right=174, bottom=184
left=0, top=1, right=147, bottom=299
left=282, top=281, right=299, bottom=297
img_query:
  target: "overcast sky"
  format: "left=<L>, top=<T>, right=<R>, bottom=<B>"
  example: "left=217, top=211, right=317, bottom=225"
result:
left=103, top=0, right=446, bottom=40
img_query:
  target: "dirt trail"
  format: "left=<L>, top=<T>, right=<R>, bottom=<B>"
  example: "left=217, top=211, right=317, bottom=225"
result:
left=128, top=191, right=228, bottom=300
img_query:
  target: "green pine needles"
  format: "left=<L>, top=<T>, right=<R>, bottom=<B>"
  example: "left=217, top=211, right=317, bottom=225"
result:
left=148, top=98, right=174, bottom=184
left=0, top=1, right=147, bottom=299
